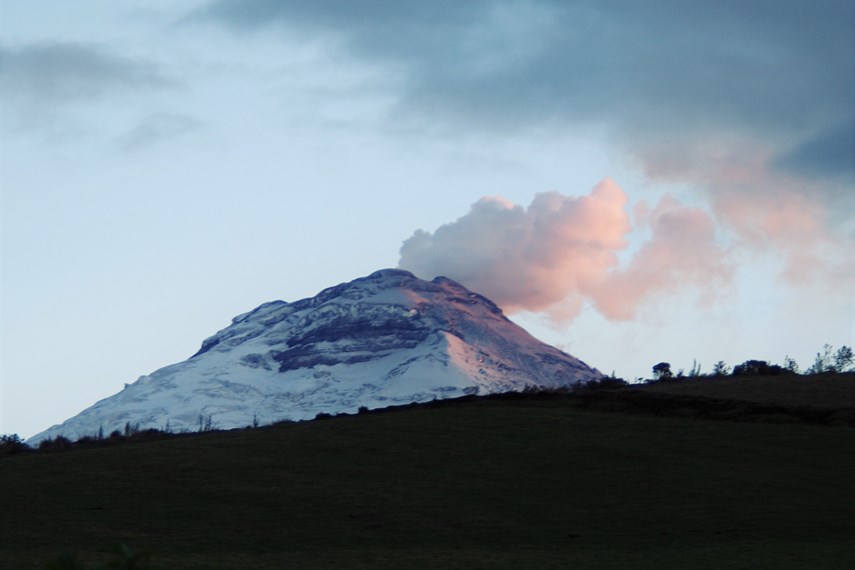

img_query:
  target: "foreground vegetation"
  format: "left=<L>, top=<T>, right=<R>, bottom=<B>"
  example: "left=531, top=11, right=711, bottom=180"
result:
left=2, top=374, right=854, bottom=569
left=645, top=343, right=853, bottom=381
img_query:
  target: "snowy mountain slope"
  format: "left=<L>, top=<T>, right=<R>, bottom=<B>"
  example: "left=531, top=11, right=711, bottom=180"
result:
left=28, top=269, right=601, bottom=443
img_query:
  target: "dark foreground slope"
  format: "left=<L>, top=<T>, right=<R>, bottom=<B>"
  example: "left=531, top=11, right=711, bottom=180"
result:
left=574, top=372, right=855, bottom=427
left=3, top=394, right=855, bottom=569
left=635, top=372, right=855, bottom=409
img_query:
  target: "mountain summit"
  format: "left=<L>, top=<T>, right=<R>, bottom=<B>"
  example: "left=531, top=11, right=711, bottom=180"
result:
left=29, top=269, right=600, bottom=442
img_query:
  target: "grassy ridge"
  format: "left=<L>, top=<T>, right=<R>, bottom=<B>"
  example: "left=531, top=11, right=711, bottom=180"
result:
left=3, top=380, right=855, bottom=569
left=635, top=372, right=855, bottom=409
left=600, top=372, right=855, bottom=426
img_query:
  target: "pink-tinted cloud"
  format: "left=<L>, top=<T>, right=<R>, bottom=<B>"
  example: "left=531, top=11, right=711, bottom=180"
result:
left=633, top=135, right=854, bottom=292
left=590, top=196, right=733, bottom=320
left=711, top=184, right=846, bottom=287
left=399, top=179, right=732, bottom=321
left=643, top=142, right=850, bottom=286
left=400, top=178, right=628, bottom=318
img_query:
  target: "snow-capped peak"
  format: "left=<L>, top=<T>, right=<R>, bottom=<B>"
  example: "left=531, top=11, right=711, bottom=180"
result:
left=28, top=269, right=601, bottom=443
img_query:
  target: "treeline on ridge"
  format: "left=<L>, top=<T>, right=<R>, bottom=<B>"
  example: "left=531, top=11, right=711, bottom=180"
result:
left=645, top=343, right=853, bottom=383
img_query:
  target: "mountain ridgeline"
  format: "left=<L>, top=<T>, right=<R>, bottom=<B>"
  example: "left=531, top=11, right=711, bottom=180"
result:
left=29, top=269, right=600, bottom=443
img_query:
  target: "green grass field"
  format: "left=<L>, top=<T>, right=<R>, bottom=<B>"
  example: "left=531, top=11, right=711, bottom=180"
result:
left=3, top=379, right=855, bottom=569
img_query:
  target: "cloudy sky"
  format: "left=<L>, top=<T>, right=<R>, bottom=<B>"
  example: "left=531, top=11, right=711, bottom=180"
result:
left=1, top=0, right=853, bottom=438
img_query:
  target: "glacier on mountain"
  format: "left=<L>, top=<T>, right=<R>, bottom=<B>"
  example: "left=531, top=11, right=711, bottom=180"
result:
left=29, top=269, right=601, bottom=443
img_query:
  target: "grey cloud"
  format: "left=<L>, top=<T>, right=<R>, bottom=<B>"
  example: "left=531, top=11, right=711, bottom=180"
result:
left=118, top=113, right=204, bottom=152
left=195, top=0, right=854, bottom=280
left=193, top=0, right=853, bottom=298
left=0, top=42, right=175, bottom=129
left=193, top=0, right=853, bottom=141
left=190, top=1, right=489, bottom=43
left=774, top=118, right=855, bottom=182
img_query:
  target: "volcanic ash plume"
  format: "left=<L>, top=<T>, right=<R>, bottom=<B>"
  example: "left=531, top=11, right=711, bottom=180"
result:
left=399, top=178, right=731, bottom=321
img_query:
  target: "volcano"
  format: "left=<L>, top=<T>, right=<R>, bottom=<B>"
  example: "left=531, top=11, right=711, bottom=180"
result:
left=29, top=269, right=600, bottom=443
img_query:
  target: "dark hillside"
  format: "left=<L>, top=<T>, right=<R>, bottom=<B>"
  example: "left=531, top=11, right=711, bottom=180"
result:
left=2, top=393, right=854, bottom=569
left=568, top=372, right=855, bottom=426
left=634, top=372, right=855, bottom=409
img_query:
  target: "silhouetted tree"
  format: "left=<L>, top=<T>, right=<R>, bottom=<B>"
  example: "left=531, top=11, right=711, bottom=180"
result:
left=584, top=377, right=629, bottom=390
left=123, top=422, right=141, bottom=437
left=712, top=361, right=730, bottom=376
left=834, top=346, right=853, bottom=372
left=783, top=355, right=800, bottom=374
left=807, top=344, right=835, bottom=374
left=652, top=362, right=673, bottom=381
left=732, top=359, right=786, bottom=376
left=688, top=359, right=702, bottom=377
left=38, top=436, right=72, bottom=452
left=197, top=414, right=214, bottom=432
left=0, top=434, right=30, bottom=456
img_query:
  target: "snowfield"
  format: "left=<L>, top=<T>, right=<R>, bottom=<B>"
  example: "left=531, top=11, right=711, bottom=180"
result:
left=28, top=269, right=601, bottom=443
